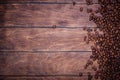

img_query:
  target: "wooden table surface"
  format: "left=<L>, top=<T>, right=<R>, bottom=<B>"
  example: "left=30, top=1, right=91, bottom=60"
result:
left=0, top=0, right=99, bottom=80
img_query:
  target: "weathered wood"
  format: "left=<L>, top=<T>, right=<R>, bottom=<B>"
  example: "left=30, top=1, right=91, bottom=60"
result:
left=1, top=77, right=89, bottom=80
left=0, top=0, right=100, bottom=79
left=0, top=52, right=93, bottom=75
left=0, top=0, right=98, bottom=3
left=0, top=28, right=92, bottom=51
left=0, top=4, right=99, bottom=27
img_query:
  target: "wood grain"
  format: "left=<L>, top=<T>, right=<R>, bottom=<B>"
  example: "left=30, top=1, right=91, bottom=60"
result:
left=0, top=28, right=92, bottom=51
left=1, top=77, right=89, bottom=80
left=0, top=0, right=98, bottom=3
left=0, top=0, right=100, bottom=79
left=1, top=4, right=99, bottom=27
left=0, top=52, right=93, bottom=75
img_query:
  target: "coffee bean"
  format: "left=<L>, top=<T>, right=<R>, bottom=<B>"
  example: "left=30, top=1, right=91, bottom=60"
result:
left=84, top=0, right=120, bottom=79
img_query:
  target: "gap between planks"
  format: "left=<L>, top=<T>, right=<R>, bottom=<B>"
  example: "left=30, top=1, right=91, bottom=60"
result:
left=0, top=50, right=92, bottom=53
left=0, top=26, right=96, bottom=29
left=0, top=2, right=99, bottom=5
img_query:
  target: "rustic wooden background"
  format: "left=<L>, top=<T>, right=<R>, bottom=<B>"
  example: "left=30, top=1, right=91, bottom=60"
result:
left=0, top=0, right=99, bottom=80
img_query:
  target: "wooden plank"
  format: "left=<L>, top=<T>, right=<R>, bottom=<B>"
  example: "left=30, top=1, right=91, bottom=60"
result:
left=1, top=4, right=99, bottom=27
left=0, top=28, right=92, bottom=51
left=0, top=0, right=98, bottom=3
left=0, top=0, right=61, bottom=3
left=0, top=52, right=94, bottom=75
left=1, top=77, right=89, bottom=80
left=0, top=1, right=99, bottom=79
left=0, top=28, right=93, bottom=51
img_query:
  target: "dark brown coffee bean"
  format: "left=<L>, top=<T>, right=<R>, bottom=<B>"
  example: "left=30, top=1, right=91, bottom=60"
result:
left=72, top=1, right=76, bottom=6
left=80, top=7, right=83, bottom=12
left=79, top=72, right=83, bottom=77
left=84, top=0, right=120, bottom=79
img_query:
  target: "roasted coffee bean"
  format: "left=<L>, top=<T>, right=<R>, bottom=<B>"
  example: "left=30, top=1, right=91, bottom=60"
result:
left=80, top=7, right=83, bottom=12
left=87, top=60, right=93, bottom=65
left=87, top=72, right=93, bottom=80
left=52, top=25, right=56, bottom=28
left=79, top=72, right=83, bottom=77
left=86, top=0, right=93, bottom=5
left=92, top=66, right=97, bottom=71
left=84, top=0, right=120, bottom=80
left=72, top=1, right=76, bottom=6
left=87, top=8, right=93, bottom=13
left=84, top=36, right=87, bottom=41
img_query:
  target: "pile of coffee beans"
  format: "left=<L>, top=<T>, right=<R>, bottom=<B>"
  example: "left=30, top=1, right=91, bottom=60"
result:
left=83, top=0, right=120, bottom=80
